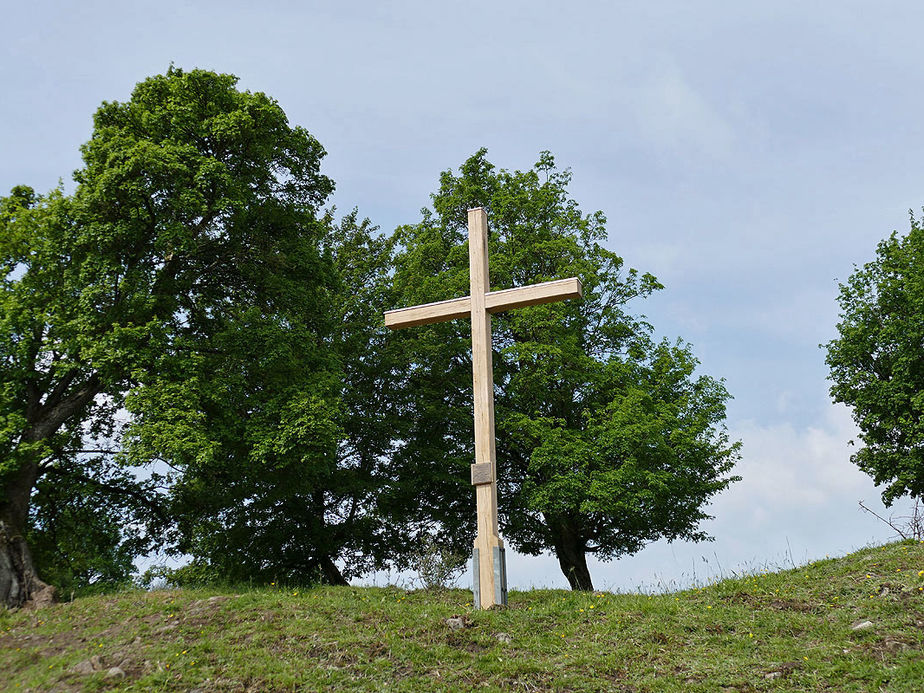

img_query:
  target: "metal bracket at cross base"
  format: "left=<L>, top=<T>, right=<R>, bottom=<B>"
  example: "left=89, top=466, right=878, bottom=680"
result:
left=472, top=546, right=507, bottom=609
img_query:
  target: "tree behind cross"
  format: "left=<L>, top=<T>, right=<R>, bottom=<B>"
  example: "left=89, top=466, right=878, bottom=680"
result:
left=384, top=149, right=741, bottom=590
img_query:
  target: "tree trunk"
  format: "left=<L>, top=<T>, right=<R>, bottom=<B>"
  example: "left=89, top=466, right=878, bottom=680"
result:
left=1, top=375, right=101, bottom=608
left=0, top=522, right=55, bottom=609
left=318, top=554, right=348, bottom=586
left=547, top=514, right=594, bottom=591
left=0, top=460, right=55, bottom=609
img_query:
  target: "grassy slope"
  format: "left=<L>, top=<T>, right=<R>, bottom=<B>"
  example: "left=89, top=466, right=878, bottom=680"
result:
left=1, top=540, right=923, bottom=692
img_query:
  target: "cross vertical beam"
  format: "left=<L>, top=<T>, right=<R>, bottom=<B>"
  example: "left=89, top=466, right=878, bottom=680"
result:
left=467, top=208, right=506, bottom=608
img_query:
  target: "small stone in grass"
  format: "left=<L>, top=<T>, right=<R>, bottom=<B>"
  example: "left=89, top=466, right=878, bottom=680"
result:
left=71, top=660, right=96, bottom=675
left=851, top=620, right=874, bottom=631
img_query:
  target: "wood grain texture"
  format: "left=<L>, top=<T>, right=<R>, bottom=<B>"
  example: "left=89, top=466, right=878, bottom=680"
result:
left=384, top=295, right=471, bottom=329
left=384, top=278, right=581, bottom=330
left=485, top=277, right=582, bottom=313
left=468, top=208, right=504, bottom=609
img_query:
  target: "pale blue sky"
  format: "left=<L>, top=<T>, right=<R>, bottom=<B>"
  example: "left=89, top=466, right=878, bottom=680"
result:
left=4, top=1, right=923, bottom=590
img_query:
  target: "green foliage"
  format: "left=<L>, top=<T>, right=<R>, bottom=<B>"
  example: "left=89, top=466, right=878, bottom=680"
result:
left=826, top=214, right=924, bottom=505
left=386, top=150, right=740, bottom=587
left=26, top=472, right=137, bottom=596
left=145, top=207, right=410, bottom=585
left=0, top=186, right=93, bottom=478
left=320, top=210, right=412, bottom=575
left=409, top=535, right=468, bottom=590
left=103, top=69, right=363, bottom=584
left=0, top=66, right=350, bottom=589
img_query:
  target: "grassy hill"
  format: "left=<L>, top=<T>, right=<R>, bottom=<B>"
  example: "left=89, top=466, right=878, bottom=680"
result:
left=2, top=540, right=923, bottom=692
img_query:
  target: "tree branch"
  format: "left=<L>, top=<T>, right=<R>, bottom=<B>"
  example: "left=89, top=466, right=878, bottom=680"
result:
left=42, top=465, right=170, bottom=526
left=858, top=499, right=908, bottom=540
left=23, top=373, right=102, bottom=443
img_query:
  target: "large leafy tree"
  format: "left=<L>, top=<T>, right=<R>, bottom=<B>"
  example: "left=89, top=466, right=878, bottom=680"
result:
left=145, top=209, right=407, bottom=586
left=826, top=215, right=924, bottom=505
left=0, top=67, right=339, bottom=606
left=386, top=150, right=740, bottom=590
left=321, top=210, right=412, bottom=576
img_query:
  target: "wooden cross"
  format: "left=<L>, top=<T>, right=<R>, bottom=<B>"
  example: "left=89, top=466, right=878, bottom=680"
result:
left=384, top=208, right=582, bottom=608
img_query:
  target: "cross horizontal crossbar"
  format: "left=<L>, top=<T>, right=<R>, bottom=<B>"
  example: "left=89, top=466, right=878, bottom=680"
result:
left=384, top=277, right=582, bottom=330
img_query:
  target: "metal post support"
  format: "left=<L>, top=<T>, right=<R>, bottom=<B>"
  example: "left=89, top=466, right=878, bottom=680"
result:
left=472, top=548, right=481, bottom=609
left=493, top=546, right=508, bottom=606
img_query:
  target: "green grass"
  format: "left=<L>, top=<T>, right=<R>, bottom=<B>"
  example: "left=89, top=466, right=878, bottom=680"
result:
left=2, top=540, right=924, bottom=691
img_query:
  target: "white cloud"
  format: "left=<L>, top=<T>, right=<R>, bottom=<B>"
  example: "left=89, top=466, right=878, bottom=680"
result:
left=631, top=64, right=736, bottom=161
left=719, top=403, right=865, bottom=513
